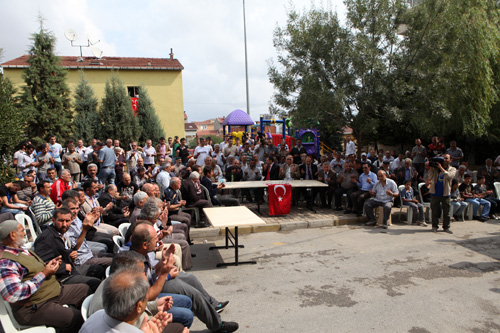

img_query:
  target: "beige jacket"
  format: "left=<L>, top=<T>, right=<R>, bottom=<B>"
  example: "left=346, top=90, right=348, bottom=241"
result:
left=429, top=165, right=456, bottom=197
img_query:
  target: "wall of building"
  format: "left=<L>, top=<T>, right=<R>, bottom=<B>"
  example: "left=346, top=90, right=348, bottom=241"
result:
left=3, top=67, right=185, bottom=139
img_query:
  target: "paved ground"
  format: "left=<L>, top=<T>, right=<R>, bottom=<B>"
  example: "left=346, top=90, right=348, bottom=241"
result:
left=188, top=220, right=500, bottom=332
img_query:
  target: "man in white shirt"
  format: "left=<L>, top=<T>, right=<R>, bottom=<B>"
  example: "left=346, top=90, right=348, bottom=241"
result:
left=345, top=136, right=356, bottom=157
left=194, top=137, right=213, bottom=166
left=363, top=170, right=399, bottom=229
left=143, top=139, right=157, bottom=169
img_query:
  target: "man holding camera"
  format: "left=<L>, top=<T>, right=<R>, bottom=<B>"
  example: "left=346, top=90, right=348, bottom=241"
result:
left=428, top=154, right=456, bottom=233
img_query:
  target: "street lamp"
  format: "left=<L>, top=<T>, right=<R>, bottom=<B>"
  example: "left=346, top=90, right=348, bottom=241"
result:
left=243, top=0, right=250, bottom=116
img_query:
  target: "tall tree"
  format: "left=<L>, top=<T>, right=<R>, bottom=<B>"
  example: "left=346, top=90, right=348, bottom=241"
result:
left=73, top=72, right=101, bottom=143
left=396, top=0, right=500, bottom=139
left=20, top=21, right=73, bottom=142
left=0, top=73, right=25, bottom=183
left=99, top=73, right=141, bottom=144
left=268, top=7, right=354, bottom=149
left=137, top=85, right=165, bottom=143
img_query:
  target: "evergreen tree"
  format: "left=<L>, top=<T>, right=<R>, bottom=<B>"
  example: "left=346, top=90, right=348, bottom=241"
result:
left=137, top=85, right=165, bottom=143
left=99, top=73, right=141, bottom=144
left=20, top=22, right=73, bottom=142
left=0, top=74, right=25, bottom=183
left=73, top=72, right=101, bottom=143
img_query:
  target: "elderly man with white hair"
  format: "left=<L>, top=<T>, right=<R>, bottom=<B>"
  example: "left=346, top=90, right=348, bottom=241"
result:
left=0, top=220, right=89, bottom=332
left=80, top=269, right=183, bottom=333
left=130, top=191, right=148, bottom=225
left=180, top=171, right=211, bottom=228
left=157, top=162, right=172, bottom=196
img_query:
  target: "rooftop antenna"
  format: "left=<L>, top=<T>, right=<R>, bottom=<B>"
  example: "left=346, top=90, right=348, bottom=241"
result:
left=64, top=28, right=102, bottom=61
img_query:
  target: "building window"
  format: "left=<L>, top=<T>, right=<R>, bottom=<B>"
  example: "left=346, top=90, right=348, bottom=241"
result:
left=200, top=125, right=207, bottom=130
left=128, top=86, right=140, bottom=98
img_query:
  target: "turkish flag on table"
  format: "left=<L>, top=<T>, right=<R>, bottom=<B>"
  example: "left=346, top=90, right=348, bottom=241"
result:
left=268, top=184, right=292, bottom=215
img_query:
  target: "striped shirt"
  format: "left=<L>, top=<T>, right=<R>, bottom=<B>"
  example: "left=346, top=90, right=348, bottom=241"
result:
left=0, top=246, right=47, bottom=303
left=31, top=195, right=55, bottom=226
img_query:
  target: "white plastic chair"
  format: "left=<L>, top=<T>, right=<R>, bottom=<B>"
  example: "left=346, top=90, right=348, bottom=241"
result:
left=0, top=297, right=56, bottom=332
left=112, top=235, right=124, bottom=254
left=105, top=266, right=111, bottom=278
left=418, top=182, right=432, bottom=221
left=398, top=185, right=413, bottom=225
left=118, top=223, right=131, bottom=239
left=81, top=294, right=94, bottom=321
left=494, top=182, right=500, bottom=199
left=15, top=214, right=38, bottom=243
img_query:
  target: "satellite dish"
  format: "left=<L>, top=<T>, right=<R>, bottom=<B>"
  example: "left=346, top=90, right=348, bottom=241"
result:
left=87, top=33, right=100, bottom=45
left=64, top=29, right=78, bottom=41
left=91, top=47, right=103, bottom=59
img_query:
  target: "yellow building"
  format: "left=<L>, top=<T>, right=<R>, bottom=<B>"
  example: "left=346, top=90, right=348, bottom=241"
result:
left=1, top=53, right=185, bottom=138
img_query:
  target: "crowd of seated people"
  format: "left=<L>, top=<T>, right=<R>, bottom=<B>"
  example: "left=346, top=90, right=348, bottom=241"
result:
left=1, top=135, right=248, bottom=332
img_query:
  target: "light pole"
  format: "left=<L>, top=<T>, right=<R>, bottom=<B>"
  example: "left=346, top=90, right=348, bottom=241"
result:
left=243, top=0, right=250, bottom=116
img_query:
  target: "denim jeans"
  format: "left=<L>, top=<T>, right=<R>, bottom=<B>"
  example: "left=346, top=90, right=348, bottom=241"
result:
left=98, top=167, right=115, bottom=185
left=465, top=198, right=491, bottom=218
left=158, top=293, right=194, bottom=328
left=451, top=200, right=467, bottom=217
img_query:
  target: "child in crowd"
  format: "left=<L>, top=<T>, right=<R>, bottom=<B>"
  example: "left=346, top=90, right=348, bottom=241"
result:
left=401, top=180, right=427, bottom=226
left=450, top=179, right=468, bottom=221
left=420, top=177, right=432, bottom=203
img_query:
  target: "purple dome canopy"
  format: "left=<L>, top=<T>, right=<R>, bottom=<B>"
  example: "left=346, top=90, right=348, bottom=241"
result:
left=222, top=109, right=255, bottom=126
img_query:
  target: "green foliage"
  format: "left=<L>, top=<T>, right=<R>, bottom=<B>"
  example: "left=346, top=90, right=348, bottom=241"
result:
left=269, top=0, right=500, bottom=148
left=0, top=74, right=25, bottom=183
left=19, top=24, right=73, bottom=142
left=73, top=72, right=101, bottom=143
left=397, top=0, right=500, bottom=139
left=99, top=73, right=141, bottom=145
left=137, top=85, right=165, bottom=143
left=268, top=6, right=352, bottom=149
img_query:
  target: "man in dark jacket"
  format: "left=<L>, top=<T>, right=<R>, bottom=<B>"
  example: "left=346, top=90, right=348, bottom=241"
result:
left=297, top=155, right=319, bottom=209
left=97, top=184, right=130, bottom=227
left=180, top=172, right=210, bottom=227
left=34, top=208, right=103, bottom=292
left=201, top=166, right=239, bottom=206
left=262, top=156, right=280, bottom=181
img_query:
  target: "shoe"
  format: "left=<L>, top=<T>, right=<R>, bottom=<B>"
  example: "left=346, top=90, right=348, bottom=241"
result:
left=382, top=224, right=388, bottom=229
left=344, top=208, right=352, bottom=214
left=416, top=221, right=428, bottom=227
left=334, top=207, right=343, bottom=211
left=432, top=228, right=438, bottom=233
left=196, top=222, right=210, bottom=228
left=215, top=321, right=239, bottom=332
left=356, top=211, right=363, bottom=217
left=365, top=221, right=376, bottom=226
left=214, top=301, right=229, bottom=313
left=444, top=229, right=453, bottom=234
left=477, top=217, right=488, bottom=222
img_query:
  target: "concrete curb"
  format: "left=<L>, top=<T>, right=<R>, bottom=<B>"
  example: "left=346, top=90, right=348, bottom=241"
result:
left=190, top=210, right=407, bottom=241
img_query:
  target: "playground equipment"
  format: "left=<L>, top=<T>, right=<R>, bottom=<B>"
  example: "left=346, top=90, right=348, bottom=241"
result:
left=222, top=109, right=255, bottom=136
left=296, top=129, right=320, bottom=157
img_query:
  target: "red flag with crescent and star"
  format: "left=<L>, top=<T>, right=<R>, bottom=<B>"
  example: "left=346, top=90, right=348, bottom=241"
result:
left=268, top=183, right=292, bottom=215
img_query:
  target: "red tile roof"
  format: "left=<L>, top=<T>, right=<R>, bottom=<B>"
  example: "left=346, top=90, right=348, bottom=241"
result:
left=184, top=123, right=198, bottom=130
left=1, top=55, right=183, bottom=71
left=197, top=129, right=221, bottom=137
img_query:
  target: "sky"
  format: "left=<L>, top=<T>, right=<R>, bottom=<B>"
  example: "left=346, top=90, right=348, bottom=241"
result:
left=0, top=0, right=346, bottom=122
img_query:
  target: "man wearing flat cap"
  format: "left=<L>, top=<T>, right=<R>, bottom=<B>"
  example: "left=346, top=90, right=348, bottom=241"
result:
left=0, top=220, right=89, bottom=332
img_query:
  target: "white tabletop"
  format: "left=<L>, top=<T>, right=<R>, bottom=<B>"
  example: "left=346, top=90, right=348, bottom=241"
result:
left=219, top=179, right=328, bottom=189
left=203, top=206, right=266, bottom=228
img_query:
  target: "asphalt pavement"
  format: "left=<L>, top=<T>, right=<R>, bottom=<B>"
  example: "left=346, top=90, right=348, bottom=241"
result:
left=188, top=220, right=500, bottom=333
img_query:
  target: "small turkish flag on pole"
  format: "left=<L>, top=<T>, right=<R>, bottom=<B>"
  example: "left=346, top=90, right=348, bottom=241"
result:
left=268, top=184, right=292, bottom=215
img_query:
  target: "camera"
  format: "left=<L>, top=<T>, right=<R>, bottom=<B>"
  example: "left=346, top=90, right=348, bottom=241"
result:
left=429, top=156, right=444, bottom=168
